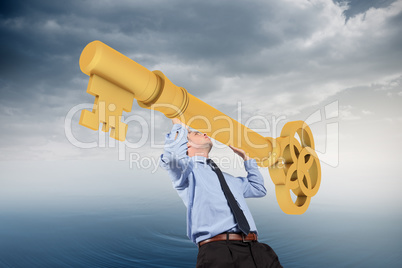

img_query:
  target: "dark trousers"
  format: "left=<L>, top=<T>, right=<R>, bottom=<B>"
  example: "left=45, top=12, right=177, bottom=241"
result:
left=196, top=240, right=282, bottom=268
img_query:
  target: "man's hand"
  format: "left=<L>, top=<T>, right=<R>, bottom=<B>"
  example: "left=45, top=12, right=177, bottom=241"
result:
left=171, top=118, right=182, bottom=125
left=229, top=145, right=250, bottom=161
left=172, top=118, right=189, bottom=129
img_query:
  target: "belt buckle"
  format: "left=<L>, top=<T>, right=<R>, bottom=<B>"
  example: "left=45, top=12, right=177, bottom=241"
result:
left=242, top=233, right=252, bottom=243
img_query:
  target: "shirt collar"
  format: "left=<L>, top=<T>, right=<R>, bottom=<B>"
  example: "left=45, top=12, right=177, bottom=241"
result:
left=192, top=155, right=208, bottom=164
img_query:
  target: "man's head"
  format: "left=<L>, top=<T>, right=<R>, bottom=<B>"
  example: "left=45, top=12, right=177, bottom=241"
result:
left=187, top=130, right=213, bottom=157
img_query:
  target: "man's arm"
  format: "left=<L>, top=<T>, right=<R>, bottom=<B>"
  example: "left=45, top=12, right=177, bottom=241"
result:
left=242, top=159, right=267, bottom=198
left=229, top=145, right=267, bottom=198
left=160, top=119, right=192, bottom=190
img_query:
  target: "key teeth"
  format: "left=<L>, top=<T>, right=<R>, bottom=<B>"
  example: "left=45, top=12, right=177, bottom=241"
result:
left=80, top=74, right=134, bottom=142
left=110, top=122, right=128, bottom=141
left=79, top=103, right=129, bottom=141
left=79, top=109, right=99, bottom=130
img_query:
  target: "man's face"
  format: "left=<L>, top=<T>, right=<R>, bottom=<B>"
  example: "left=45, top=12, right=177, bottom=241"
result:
left=187, top=130, right=213, bottom=149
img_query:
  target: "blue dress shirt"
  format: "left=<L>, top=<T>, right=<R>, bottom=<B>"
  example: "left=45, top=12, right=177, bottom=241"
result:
left=160, top=124, right=267, bottom=244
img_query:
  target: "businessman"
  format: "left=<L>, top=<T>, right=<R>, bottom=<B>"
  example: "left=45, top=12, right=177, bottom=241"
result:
left=160, top=118, right=282, bottom=267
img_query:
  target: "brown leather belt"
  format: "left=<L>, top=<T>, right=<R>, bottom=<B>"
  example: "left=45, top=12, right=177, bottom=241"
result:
left=198, top=232, right=258, bottom=247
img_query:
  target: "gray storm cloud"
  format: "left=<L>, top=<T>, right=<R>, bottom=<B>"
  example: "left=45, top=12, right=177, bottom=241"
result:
left=0, top=0, right=401, bottom=161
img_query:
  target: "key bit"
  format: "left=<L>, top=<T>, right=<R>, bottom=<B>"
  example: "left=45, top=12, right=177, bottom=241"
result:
left=79, top=74, right=134, bottom=141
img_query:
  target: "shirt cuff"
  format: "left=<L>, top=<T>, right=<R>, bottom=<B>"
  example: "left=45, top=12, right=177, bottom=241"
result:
left=172, top=123, right=185, bottom=132
left=166, top=124, right=188, bottom=140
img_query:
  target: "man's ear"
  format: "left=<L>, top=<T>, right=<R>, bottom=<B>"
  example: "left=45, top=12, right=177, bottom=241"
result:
left=187, top=142, right=192, bottom=149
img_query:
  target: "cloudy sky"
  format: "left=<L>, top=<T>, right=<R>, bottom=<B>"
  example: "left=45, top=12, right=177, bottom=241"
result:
left=1, top=0, right=402, bottom=213
left=0, top=0, right=401, bottom=162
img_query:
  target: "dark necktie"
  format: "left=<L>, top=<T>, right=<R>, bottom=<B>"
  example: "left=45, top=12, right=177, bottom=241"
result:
left=206, top=159, right=250, bottom=235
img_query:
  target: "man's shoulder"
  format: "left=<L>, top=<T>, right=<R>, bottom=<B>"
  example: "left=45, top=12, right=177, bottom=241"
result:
left=221, top=171, right=242, bottom=181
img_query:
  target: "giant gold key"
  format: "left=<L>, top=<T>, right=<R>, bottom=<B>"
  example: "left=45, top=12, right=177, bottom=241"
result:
left=78, top=40, right=321, bottom=215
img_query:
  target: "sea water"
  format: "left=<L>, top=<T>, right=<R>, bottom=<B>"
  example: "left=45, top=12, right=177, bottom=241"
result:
left=0, top=161, right=400, bottom=267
